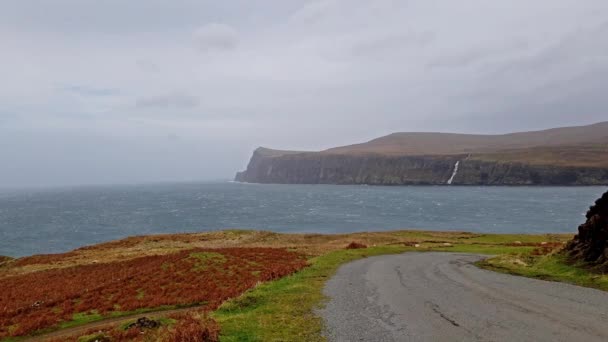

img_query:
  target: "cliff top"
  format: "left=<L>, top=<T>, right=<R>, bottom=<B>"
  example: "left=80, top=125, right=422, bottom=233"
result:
left=247, top=122, right=608, bottom=168
left=323, top=121, right=608, bottom=156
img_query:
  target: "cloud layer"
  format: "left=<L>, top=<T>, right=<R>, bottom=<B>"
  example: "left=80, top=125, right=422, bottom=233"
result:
left=193, top=23, right=239, bottom=52
left=1, top=0, right=607, bottom=186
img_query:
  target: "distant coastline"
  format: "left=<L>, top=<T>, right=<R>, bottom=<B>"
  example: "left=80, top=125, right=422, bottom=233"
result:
left=236, top=122, right=608, bottom=186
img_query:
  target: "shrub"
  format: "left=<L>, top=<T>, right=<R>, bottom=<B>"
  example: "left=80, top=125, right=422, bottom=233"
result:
left=165, top=313, right=219, bottom=342
left=345, top=242, right=367, bottom=249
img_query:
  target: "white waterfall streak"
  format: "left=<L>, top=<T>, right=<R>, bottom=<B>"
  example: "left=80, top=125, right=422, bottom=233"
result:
left=447, top=161, right=460, bottom=185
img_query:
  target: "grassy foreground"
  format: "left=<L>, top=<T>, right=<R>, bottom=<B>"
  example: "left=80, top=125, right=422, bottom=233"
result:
left=214, top=246, right=411, bottom=341
left=0, top=230, right=580, bottom=341
left=480, top=252, right=608, bottom=291
left=211, top=233, right=572, bottom=341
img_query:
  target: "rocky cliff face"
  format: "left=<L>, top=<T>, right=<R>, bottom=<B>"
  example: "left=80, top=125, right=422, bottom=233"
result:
left=565, top=191, right=608, bottom=271
left=236, top=122, right=608, bottom=185
left=235, top=148, right=608, bottom=185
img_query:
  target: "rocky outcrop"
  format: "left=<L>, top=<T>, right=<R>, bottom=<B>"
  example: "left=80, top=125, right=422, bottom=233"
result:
left=235, top=148, right=608, bottom=185
left=127, top=317, right=161, bottom=330
left=565, top=191, right=608, bottom=271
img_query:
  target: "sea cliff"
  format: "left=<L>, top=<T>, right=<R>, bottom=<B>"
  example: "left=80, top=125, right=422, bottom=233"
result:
left=235, top=148, right=608, bottom=185
left=236, top=122, right=608, bottom=186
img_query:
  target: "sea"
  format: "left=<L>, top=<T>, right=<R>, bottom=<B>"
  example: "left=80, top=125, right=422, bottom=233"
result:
left=0, top=182, right=605, bottom=257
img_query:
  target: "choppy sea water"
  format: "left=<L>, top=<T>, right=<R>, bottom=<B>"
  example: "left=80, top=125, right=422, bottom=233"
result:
left=0, top=182, right=605, bottom=257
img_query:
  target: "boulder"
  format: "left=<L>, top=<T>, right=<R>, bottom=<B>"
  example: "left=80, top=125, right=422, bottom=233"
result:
left=127, top=317, right=160, bottom=330
left=565, top=190, right=608, bottom=270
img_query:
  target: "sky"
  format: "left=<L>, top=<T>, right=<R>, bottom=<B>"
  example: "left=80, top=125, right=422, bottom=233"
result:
left=1, top=0, right=607, bottom=187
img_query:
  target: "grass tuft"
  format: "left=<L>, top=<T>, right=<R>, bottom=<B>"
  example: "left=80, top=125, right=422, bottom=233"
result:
left=479, top=252, right=608, bottom=291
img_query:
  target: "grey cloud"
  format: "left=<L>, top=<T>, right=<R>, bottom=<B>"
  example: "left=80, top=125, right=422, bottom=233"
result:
left=60, top=85, right=122, bottom=97
left=427, top=39, right=529, bottom=69
left=289, top=0, right=337, bottom=24
left=135, top=59, right=160, bottom=73
left=495, top=22, right=608, bottom=76
left=0, top=1, right=299, bottom=34
left=2, top=0, right=608, bottom=187
left=452, top=68, right=608, bottom=134
left=349, top=31, right=435, bottom=58
left=136, top=92, right=199, bottom=109
left=193, top=23, right=238, bottom=52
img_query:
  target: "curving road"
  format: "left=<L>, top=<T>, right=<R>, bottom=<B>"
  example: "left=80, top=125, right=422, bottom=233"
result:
left=320, top=252, right=608, bottom=342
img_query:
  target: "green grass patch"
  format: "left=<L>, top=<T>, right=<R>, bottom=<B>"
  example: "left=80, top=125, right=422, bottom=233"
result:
left=136, top=289, right=145, bottom=300
left=480, top=252, right=608, bottom=291
left=433, top=244, right=536, bottom=255
left=190, top=252, right=227, bottom=272
left=213, top=246, right=411, bottom=342
left=462, top=233, right=567, bottom=245
left=158, top=317, right=177, bottom=327
left=223, top=229, right=255, bottom=236
left=60, top=311, right=104, bottom=329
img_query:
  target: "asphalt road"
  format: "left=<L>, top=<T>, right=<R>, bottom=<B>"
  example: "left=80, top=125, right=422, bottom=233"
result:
left=320, top=252, right=608, bottom=342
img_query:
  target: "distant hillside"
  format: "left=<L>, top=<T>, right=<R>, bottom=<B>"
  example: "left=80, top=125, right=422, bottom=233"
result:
left=236, top=122, right=608, bottom=185
left=324, top=121, right=608, bottom=157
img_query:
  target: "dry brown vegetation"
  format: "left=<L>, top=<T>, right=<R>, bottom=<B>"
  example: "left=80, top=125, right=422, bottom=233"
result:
left=323, top=121, right=608, bottom=157
left=0, top=229, right=573, bottom=340
left=0, top=256, right=12, bottom=267
left=345, top=242, right=367, bottom=249
left=0, top=247, right=305, bottom=338
left=0, top=230, right=572, bottom=279
left=48, top=311, right=220, bottom=342
left=530, top=242, right=564, bottom=256
left=168, top=312, right=220, bottom=342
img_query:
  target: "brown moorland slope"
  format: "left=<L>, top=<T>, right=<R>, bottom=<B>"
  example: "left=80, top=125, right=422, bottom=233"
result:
left=0, top=246, right=306, bottom=338
left=324, top=121, right=608, bottom=158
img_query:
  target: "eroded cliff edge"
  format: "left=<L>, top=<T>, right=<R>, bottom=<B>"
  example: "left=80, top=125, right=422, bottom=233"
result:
left=235, top=122, right=608, bottom=185
left=235, top=148, right=608, bottom=185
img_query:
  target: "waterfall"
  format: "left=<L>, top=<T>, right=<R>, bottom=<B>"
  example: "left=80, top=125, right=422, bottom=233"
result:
left=447, top=161, right=460, bottom=185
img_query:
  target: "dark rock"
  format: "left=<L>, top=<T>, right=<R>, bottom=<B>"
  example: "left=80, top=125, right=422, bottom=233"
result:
left=31, top=300, right=44, bottom=308
left=565, top=191, right=608, bottom=270
left=127, top=317, right=160, bottom=330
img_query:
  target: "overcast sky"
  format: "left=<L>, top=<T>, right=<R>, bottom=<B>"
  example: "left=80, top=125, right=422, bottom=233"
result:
left=1, top=0, right=607, bottom=187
